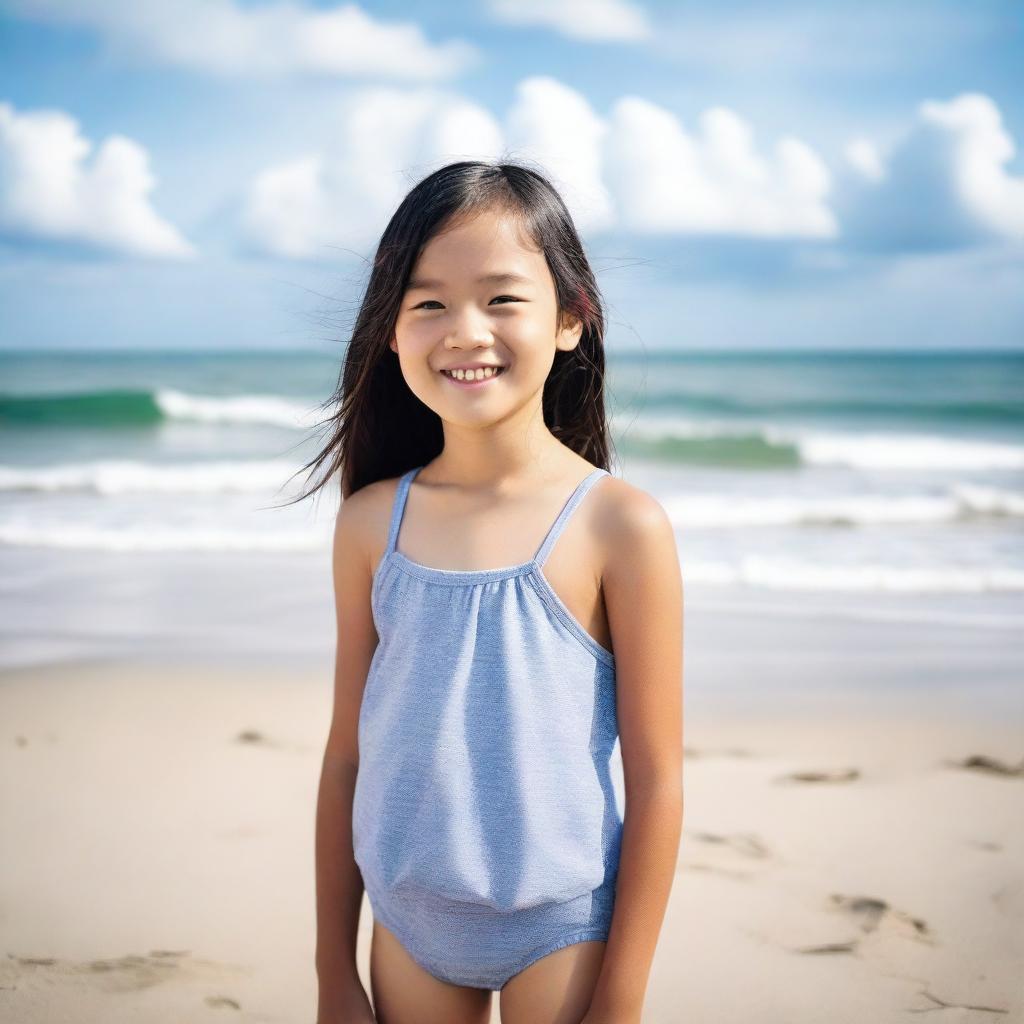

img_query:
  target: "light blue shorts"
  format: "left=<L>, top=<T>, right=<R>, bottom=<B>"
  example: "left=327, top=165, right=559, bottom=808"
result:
left=365, top=876, right=617, bottom=990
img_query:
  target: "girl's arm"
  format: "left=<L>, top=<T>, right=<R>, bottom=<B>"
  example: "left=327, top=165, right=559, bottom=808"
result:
left=314, top=495, right=380, bottom=1022
left=585, top=486, right=685, bottom=1024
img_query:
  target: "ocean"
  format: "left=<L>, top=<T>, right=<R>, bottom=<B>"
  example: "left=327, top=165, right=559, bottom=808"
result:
left=1, top=348, right=1021, bottom=670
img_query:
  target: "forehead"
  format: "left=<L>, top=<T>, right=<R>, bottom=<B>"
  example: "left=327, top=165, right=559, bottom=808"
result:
left=408, top=208, right=547, bottom=289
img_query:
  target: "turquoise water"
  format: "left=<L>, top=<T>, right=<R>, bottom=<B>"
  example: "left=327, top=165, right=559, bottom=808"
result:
left=1, top=347, right=1021, bottom=667
left=2, top=348, right=1021, bottom=437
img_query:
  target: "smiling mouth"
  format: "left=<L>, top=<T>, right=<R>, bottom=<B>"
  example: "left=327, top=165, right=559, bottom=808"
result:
left=439, top=366, right=507, bottom=383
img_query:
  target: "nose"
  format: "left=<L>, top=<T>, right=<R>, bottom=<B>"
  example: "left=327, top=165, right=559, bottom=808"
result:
left=444, top=304, right=494, bottom=348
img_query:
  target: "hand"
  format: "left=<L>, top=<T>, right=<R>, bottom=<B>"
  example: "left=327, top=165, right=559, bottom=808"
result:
left=316, top=982, right=376, bottom=1023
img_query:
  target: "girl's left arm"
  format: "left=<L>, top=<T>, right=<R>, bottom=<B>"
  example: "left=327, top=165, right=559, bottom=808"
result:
left=585, top=485, right=684, bottom=1024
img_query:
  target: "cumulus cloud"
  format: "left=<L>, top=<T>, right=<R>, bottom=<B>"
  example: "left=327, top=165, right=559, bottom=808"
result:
left=605, top=98, right=835, bottom=238
left=240, top=76, right=834, bottom=260
left=6, top=0, right=478, bottom=81
left=504, top=77, right=614, bottom=233
left=487, top=0, right=652, bottom=42
left=0, top=100, right=195, bottom=259
left=837, top=92, right=1024, bottom=251
left=240, top=90, right=503, bottom=260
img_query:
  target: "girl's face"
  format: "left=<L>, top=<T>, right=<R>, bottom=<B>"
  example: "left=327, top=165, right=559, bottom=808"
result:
left=390, top=206, right=583, bottom=424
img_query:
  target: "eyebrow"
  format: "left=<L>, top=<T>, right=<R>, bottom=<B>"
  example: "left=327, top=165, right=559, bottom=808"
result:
left=406, top=271, right=534, bottom=291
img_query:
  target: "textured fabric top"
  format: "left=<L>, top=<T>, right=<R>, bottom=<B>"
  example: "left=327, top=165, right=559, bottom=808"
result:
left=352, top=464, right=624, bottom=915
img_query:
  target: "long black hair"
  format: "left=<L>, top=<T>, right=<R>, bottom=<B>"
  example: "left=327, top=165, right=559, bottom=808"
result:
left=286, top=158, right=614, bottom=503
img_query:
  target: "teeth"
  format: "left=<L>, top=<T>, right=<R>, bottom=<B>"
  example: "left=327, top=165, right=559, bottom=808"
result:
left=443, top=366, right=504, bottom=380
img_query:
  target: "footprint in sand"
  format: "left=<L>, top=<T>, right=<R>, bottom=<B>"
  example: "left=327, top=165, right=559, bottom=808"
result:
left=234, top=728, right=310, bottom=753
left=685, top=830, right=774, bottom=879
left=795, top=893, right=935, bottom=956
left=0, top=949, right=248, bottom=998
left=794, top=940, right=859, bottom=955
left=235, top=728, right=274, bottom=746
left=206, top=995, right=241, bottom=1009
left=776, top=767, right=860, bottom=784
left=944, top=754, right=1024, bottom=777
left=691, top=831, right=771, bottom=859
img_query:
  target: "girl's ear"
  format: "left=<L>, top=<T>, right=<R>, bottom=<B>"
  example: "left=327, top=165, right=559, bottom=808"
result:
left=556, top=313, right=584, bottom=353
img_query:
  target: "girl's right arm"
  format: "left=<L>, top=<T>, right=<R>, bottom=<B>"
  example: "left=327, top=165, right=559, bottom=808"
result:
left=315, top=490, right=381, bottom=1023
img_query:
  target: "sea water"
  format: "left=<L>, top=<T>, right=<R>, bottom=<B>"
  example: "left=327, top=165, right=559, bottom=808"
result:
left=0, top=348, right=1021, bottom=669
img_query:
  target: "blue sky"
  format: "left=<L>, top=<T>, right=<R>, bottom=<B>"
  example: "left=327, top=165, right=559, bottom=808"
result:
left=1, top=0, right=1022, bottom=351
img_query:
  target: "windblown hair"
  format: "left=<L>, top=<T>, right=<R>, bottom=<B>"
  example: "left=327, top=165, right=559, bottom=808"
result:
left=285, top=158, right=614, bottom=504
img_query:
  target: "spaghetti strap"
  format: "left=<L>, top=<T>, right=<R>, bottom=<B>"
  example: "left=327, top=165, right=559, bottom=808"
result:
left=384, top=466, right=422, bottom=557
left=386, top=463, right=609, bottom=567
left=533, top=467, right=609, bottom=568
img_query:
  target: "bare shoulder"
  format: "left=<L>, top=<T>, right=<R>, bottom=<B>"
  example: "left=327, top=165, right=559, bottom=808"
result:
left=337, top=473, right=400, bottom=526
left=333, top=473, right=403, bottom=573
left=591, top=475, right=680, bottom=583
left=592, top=474, right=675, bottom=545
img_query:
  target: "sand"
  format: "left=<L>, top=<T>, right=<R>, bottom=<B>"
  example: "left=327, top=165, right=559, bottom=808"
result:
left=0, top=650, right=1021, bottom=1023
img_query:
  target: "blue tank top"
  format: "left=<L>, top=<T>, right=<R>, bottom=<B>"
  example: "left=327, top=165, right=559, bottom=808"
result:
left=352, top=463, right=624, bottom=916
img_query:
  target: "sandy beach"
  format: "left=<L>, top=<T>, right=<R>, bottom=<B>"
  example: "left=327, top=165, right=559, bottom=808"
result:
left=1, top=600, right=1021, bottom=1024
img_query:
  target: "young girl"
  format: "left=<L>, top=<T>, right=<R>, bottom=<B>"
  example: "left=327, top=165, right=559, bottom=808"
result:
left=307, top=160, right=684, bottom=1024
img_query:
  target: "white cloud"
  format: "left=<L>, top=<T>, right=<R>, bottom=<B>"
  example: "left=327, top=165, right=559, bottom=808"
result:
left=487, top=0, right=651, bottom=42
left=240, top=90, right=503, bottom=260
left=605, top=98, right=836, bottom=238
left=837, top=92, right=1024, bottom=250
left=920, top=94, right=1024, bottom=238
left=0, top=101, right=195, bottom=259
left=240, top=77, right=838, bottom=259
left=504, top=77, right=614, bottom=233
left=844, top=138, right=885, bottom=182
left=7, top=0, right=478, bottom=81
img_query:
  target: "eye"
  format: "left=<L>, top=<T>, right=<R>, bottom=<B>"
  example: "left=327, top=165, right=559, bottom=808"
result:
left=411, top=295, right=522, bottom=310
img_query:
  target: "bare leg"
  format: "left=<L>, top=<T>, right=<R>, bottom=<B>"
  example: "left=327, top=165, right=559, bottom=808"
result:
left=369, top=919, right=493, bottom=1024
left=499, top=940, right=606, bottom=1024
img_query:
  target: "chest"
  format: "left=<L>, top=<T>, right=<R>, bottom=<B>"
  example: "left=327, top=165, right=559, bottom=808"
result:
left=377, top=477, right=613, bottom=658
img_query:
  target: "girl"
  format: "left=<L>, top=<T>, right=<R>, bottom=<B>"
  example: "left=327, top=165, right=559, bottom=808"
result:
left=305, top=160, right=684, bottom=1024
